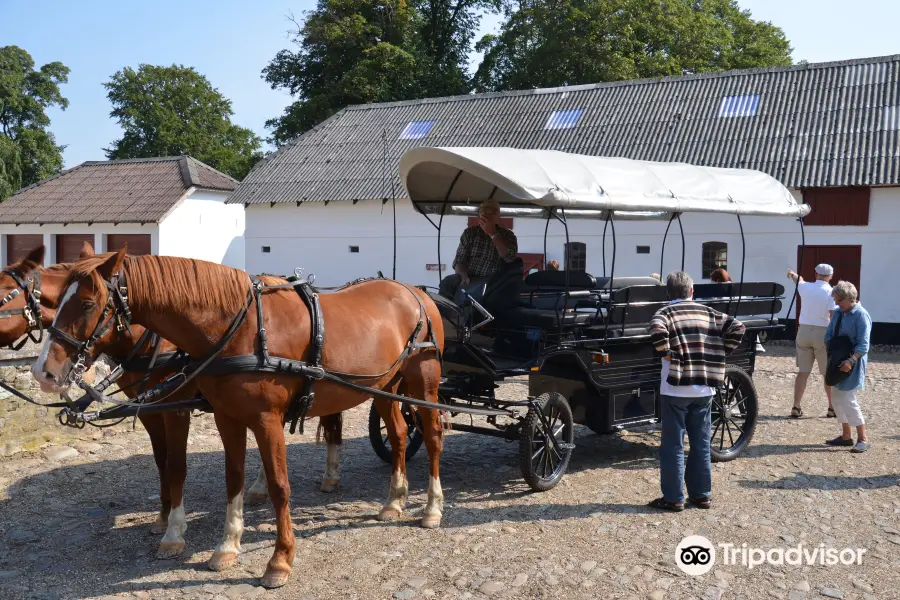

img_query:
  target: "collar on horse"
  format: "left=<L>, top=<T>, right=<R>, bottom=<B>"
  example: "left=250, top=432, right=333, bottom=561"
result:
left=0, top=269, right=44, bottom=350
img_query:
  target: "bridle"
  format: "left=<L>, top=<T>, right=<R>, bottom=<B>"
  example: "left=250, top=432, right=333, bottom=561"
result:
left=47, top=272, right=132, bottom=387
left=0, top=269, right=44, bottom=351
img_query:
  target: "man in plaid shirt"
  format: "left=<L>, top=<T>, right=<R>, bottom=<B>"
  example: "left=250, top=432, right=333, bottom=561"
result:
left=439, top=201, right=518, bottom=299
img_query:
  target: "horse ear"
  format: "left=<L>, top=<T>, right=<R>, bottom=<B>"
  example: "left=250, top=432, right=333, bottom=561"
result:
left=97, top=247, right=127, bottom=280
left=18, top=246, right=45, bottom=276
left=78, top=241, right=95, bottom=259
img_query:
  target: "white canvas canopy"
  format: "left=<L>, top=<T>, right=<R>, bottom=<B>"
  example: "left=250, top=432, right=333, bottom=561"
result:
left=400, top=147, right=810, bottom=220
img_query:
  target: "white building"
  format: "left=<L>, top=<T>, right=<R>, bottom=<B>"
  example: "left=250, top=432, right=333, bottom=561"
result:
left=233, top=55, right=900, bottom=343
left=0, top=156, right=245, bottom=269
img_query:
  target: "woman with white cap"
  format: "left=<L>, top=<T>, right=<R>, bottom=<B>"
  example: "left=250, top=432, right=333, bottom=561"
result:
left=786, top=264, right=836, bottom=418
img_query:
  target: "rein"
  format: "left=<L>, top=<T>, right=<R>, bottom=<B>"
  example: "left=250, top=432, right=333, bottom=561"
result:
left=0, top=269, right=44, bottom=351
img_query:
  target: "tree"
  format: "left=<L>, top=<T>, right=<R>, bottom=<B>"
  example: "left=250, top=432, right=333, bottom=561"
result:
left=0, top=46, right=69, bottom=200
left=263, top=0, right=500, bottom=144
left=104, top=64, right=262, bottom=180
left=474, top=0, right=792, bottom=92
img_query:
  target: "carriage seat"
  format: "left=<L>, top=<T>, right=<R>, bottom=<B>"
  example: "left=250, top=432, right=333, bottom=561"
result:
left=495, top=306, right=596, bottom=330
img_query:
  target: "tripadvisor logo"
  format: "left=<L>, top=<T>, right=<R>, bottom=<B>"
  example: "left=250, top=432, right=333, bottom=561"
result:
left=675, top=536, right=868, bottom=575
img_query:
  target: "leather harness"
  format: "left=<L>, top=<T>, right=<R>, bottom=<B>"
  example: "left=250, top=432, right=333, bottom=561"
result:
left=0, top=269, right=44, bottom=350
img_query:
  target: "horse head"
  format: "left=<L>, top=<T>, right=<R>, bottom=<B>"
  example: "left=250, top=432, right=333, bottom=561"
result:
left=33, top=246, right=128, bottom=394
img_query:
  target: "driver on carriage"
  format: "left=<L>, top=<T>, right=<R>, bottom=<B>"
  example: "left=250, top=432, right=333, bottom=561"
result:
left=439, top=200, right=518, bottom=300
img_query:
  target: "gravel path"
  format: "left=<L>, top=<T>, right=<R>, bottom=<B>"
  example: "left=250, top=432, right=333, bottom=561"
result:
left=0, top=346, right=898, bottom=600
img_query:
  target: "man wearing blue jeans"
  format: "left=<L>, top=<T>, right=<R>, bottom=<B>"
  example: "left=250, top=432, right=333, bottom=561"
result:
left=648, top=272, right=745, bottom=511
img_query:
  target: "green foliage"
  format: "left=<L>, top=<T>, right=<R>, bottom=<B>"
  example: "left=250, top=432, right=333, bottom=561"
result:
left=474, top=0, right=792, bottom=91
left=263, top=0, right=500, bottom=144
left=104, top=64, right=262, bottom=180
left=0, top=46, right=69, bottom=200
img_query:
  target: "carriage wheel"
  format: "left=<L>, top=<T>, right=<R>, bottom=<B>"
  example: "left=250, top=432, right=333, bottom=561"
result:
left=519, top=393, right=574, bottom=492
left=710, top=366, right=758, bottom=462
left=368, top=402, right=424, bottom=464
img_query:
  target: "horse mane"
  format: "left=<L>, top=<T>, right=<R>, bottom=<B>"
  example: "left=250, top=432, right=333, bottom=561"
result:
left=65, top=254, right=286, bottom=315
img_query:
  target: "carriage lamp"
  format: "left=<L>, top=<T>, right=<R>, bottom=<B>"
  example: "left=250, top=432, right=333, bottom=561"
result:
left=592, top=352, right=610, bottom=364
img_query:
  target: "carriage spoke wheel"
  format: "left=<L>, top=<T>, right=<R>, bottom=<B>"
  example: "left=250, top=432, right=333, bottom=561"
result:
left=368, top=402, right=424, bottom=464
left=519, top=392, right=574, bottom=492
left=710, top=366, right=758, bottom=462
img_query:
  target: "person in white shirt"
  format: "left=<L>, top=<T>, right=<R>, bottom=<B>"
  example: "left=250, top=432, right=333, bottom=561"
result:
left=786, top=263, right=836, bottom=418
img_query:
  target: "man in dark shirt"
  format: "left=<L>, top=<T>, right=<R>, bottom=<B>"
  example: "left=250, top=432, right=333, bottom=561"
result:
left=439, top=201, right=518, bottom=299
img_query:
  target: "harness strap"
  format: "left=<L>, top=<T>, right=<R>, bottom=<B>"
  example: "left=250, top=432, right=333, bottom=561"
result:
left=285, top=282, right=323, bottom=434
left=0, top=269, right=44, bottom=350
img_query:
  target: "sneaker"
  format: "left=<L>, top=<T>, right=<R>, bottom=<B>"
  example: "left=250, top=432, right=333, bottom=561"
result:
left=851, top=440, right=871, bottom=453
left=825, top=436, right=854, bottom=447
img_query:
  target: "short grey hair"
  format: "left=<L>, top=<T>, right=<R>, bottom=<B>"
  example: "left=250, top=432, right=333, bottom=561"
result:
left=831, top=280, right=858, bottom=303
left=479, top=200, right=500, bottom=216
left=666, top=271, right=693, bottom=299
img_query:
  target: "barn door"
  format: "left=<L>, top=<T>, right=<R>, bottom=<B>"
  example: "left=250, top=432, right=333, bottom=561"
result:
left=795, top=245, right=862, bottom=319
left=107, top=234, right=151, bottom=255
left=56, top=234, right=95, bottom=263
left=6, top=234, right=44, bottom=265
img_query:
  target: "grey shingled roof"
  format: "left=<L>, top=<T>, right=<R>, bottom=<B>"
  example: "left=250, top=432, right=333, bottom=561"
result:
left=0, top=156, right=238, bottom=224
left=231, top=54, right=900, bottom=205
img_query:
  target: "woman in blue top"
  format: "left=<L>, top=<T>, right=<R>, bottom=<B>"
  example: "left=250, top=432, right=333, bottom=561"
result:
left=823, top=281, right=871, bottom=453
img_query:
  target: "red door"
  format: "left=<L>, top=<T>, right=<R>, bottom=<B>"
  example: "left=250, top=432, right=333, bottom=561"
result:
left=107, top=234, right=151, bottom=255
left=518, top=253, right=545, bottom=277
left=56, top=234, right=95, bottom=263
left=6, top=234, right=44, bottom=265
left=796, top=245, right=862, bottom=319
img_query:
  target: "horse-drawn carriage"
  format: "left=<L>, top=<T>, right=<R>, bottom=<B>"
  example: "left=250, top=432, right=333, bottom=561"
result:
left=369, top=147, right=807, bottom=491
left=1, top=146, right=808, bottom=589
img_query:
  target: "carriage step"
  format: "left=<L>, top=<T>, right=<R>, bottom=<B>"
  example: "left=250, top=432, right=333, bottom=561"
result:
left=559, top=443, right=576, bottom=451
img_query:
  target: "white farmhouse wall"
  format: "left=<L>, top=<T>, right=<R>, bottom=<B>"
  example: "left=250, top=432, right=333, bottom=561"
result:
left=245, top=187, right=900, bottom=325
left=158, top=190, right=245, bottom=270
left=0, top=223, right=159, bottom=266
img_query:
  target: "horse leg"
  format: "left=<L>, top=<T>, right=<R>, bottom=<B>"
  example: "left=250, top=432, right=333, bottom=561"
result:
left=407, top=356, right=445, bottom=529
left=208, top=412, right=247, bottom=572
left=156, top=411, right=191, bottom=558
left=374, top=379, right=409, bottom=522
left=320, top=413, right=342, bottom=493
left=141, top=414, right=171, bottom=534
left=250, top=412, right=295, bottom=588
left=246, top=463, right=269, bottom=506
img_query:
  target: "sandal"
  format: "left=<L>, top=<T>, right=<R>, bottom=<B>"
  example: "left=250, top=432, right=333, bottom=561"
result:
left=688, top=497, right=712, bottom=509
left=648, top=497, right=684, bottom=512
left=826, top=407, right=836, bottom=418
left=790, top=406, right=803, bottom=418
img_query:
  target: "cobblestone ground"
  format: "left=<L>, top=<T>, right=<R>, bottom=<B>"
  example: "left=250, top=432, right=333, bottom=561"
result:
left=0, top=346, right=898, bottom=600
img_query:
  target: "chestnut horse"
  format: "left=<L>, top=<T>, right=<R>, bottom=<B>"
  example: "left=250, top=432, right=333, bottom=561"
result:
left=33, top=249, right=445, bottom=588
left=6, top=244, right=346, bottom=559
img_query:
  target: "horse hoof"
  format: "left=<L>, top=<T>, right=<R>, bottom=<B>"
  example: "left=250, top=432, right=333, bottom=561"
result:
left=208, top=551, right=238, bottom=571
left=156, top=541, right=185, bottom=559
left=261, top=566, right=292, bottom=589
left=420, top=515, right=442, bottom=529
left=150, top=516, right=168, bottom=535
left=377, top=507, right=402, bottom=522
left=320, top=479, right=340, bottom=493
left=245, top=491, right=269, bottom=506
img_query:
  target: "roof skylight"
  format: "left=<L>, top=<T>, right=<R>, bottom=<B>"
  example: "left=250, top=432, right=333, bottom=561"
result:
left=399, top=120, right=435, bottom=140
left=718, top=95, right=760, bottom=118
left=545, top=109, right=584, bottom=130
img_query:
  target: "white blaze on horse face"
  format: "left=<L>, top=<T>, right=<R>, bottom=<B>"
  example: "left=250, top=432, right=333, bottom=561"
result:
left=424, top=476, right=444, bottom=519
left=215, top=492, right=244, bottom=555
left=161, top=503, right=187, bottom=544
left=32, top=281, right=79, bottom=388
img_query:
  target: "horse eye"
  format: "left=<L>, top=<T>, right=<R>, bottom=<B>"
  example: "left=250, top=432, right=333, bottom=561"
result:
left=81, top=300, right=96, bottom=311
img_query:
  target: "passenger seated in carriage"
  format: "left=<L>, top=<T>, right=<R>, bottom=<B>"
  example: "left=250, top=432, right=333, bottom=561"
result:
left=439, top=200, right=518, bottom=299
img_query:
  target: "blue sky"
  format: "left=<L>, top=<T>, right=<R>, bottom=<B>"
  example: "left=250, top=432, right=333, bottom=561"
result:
left=2, top=0, right=898, bottom=169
